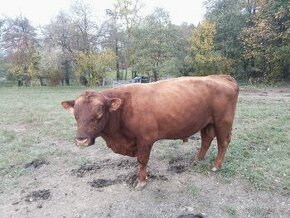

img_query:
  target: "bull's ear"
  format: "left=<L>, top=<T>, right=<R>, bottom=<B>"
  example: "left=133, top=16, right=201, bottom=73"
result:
left=61, top=100, right=75, bottom=114
left=109, top=98, right=122, bottom=112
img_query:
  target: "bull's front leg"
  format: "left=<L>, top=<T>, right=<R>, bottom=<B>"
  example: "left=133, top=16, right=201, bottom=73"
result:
left=134, top=142, right=153, bottom=190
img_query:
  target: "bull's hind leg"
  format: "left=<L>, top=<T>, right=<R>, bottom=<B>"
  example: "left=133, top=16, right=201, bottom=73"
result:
left=196, top=124, right=215, bottom=161
left=212, top=123, right=232, bottom=171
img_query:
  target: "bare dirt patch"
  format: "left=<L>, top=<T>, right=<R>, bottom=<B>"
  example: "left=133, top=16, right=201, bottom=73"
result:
left=1, top=142, right=289, bottom=218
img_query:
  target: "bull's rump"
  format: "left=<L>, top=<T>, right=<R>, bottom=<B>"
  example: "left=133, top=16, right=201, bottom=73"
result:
left=111, top=75, right=239, bottom=140
left=153, top=76, right=238, bottom=138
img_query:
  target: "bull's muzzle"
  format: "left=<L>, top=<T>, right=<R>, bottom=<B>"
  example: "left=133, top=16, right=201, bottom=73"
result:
left=75, top=136, right=96, bottom=147
left=76, top=138, right=90, bottom=147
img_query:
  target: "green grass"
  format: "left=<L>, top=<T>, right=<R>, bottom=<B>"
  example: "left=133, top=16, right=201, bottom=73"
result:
left=0, top=86, right=90, bottom=176
left=0, top=86, right=289, bottom=195
left=246, top=207, right=274, bottom=218
left=188, top=185, right=200, bottom=196
left=224, top=95, right=290, bottom=194
left=223, top=207, right=237, bottom=217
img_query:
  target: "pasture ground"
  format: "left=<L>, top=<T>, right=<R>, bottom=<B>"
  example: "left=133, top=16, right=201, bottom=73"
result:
left=0, top=85, right=289, bottom=218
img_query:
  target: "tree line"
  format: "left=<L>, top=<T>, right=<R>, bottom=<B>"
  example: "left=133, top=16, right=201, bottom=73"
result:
left=0, top=0, right=289, bottom=86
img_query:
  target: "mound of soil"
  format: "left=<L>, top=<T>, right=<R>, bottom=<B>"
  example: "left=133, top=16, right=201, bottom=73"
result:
left=177, top=214, right=204, bottom=218
left=89, top=179, right=115, bottom=188
left=116, top=159, right=137, bottom=169
left=116, top=172, right=138, bottom=186
left=25, top=189, right=50, bottom=202
left=23, top=159, right=49, bottom=169
left=71, top=159, right=138, bottom=177
left=167, top=156, right=189, bottom=174
left=168, top=165, right=187, bottom=174
left=148, top=172, right=168, bottom=181
left=71, top=163, right=101, bottom=177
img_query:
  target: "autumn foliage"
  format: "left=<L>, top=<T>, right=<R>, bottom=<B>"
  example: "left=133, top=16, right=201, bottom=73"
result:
left=0, top=0, right=289, bottom=85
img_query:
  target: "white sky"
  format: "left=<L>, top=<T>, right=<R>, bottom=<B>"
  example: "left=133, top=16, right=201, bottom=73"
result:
left=0, top=0, right=205, bottom=26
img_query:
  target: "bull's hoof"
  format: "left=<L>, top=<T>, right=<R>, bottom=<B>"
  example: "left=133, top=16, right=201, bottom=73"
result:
left=211, top=166, right=218, bottom=172
left=190, top=158, right=198, bottom=166
left=133, top=179, right=147, bottom=190
left=211, top=165, right=221, bottom=172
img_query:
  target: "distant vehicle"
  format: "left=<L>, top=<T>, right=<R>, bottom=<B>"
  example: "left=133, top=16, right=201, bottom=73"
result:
left=130, top=75, right=150, bottom=83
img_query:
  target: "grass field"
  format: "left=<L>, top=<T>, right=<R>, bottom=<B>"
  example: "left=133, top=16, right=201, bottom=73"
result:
left=0, top=86, right=289, bottom=195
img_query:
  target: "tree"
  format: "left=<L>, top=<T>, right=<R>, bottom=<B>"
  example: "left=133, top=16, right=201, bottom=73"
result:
left=241, top=0, right=290, bottom=81
left=0, top=53, right=8, bottom=79
left=71, top=0, right=95, bottom=54
left=105, top=8, right=121, bottom=80
left=104, top=0, right=144, bottom=81
left=131, top=8, right=181, bottom=81
left=0, top=16, right=39, bottom=85
left=190, top=20, right=233, bottom=75
left=42, top=0, right=107, bottom=85
left=114, top=0, right=144, bottom=80
left=71, top=0, right=108, bottom=83
left=172, top=23, right=195, bottom=76
left=205, top=0, right=247, bottom=77
left=39, top=47, right=65, bottom=86
left=41, top=11, right=75, bottom=85
left=75, top=50, right=115, bottom=85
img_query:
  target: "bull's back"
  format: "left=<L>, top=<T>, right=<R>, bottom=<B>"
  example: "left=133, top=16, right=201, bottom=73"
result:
left=115, top=75, right=238, bottom=140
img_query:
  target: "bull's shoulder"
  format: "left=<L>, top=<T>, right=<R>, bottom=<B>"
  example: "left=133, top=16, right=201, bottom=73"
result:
left=103, top=83, right=154, bottom=95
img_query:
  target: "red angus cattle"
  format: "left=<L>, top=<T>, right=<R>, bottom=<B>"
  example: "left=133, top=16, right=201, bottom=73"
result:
left=61, top=75, right=239, bottom=189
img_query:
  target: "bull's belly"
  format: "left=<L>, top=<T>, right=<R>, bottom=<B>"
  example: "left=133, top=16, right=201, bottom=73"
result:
left=159, top=129, right=199, bottom=141
left=157, top=121, right=209, bottom=140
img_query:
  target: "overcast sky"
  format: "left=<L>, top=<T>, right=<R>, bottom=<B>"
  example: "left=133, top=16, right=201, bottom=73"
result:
left=0, top=0, right=206, bottom=26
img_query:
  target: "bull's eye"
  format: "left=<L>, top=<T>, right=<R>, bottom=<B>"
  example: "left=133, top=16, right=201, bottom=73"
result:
left=95, top=117, right=101, bottom=122
left=93, top=116, right=102, bottom=123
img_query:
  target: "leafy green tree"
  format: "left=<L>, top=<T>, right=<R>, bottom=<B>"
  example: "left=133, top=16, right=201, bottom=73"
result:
left=170, top=23, right=195, bottom=76
left=131, top=8, right=183, bottom=80
left=75, top=50, right=115, bottom=85
left=205, top=0, right=247, bottom=77
left=39, top=47, right=64, bottom=86
left=104, top=0, right=144, bottom=80
left=190, top=20, right=233, bottom=75
left=114, top=0, right=144, bottom=79
left=0, top=16, right=39, bottom=85
left=42, top=1, right=107, bottom=85
left=0, top=54, right=8, bottom=78
left=241, top=0, right=290, bottom=81
left=41, top=11, right=75, bottom=85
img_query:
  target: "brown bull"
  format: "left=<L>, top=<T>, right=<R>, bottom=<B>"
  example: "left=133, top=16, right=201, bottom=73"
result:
left=61, top=75, right=239, bottom=189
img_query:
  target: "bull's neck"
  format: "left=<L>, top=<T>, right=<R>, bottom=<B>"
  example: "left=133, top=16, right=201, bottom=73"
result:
left=100, top=90, right=129, bottom=140
left=101, top=109, right=122, bottom=139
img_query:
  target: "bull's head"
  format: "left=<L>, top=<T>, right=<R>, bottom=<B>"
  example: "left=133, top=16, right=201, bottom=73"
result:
left=61, top=91, right=121, bottom=147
